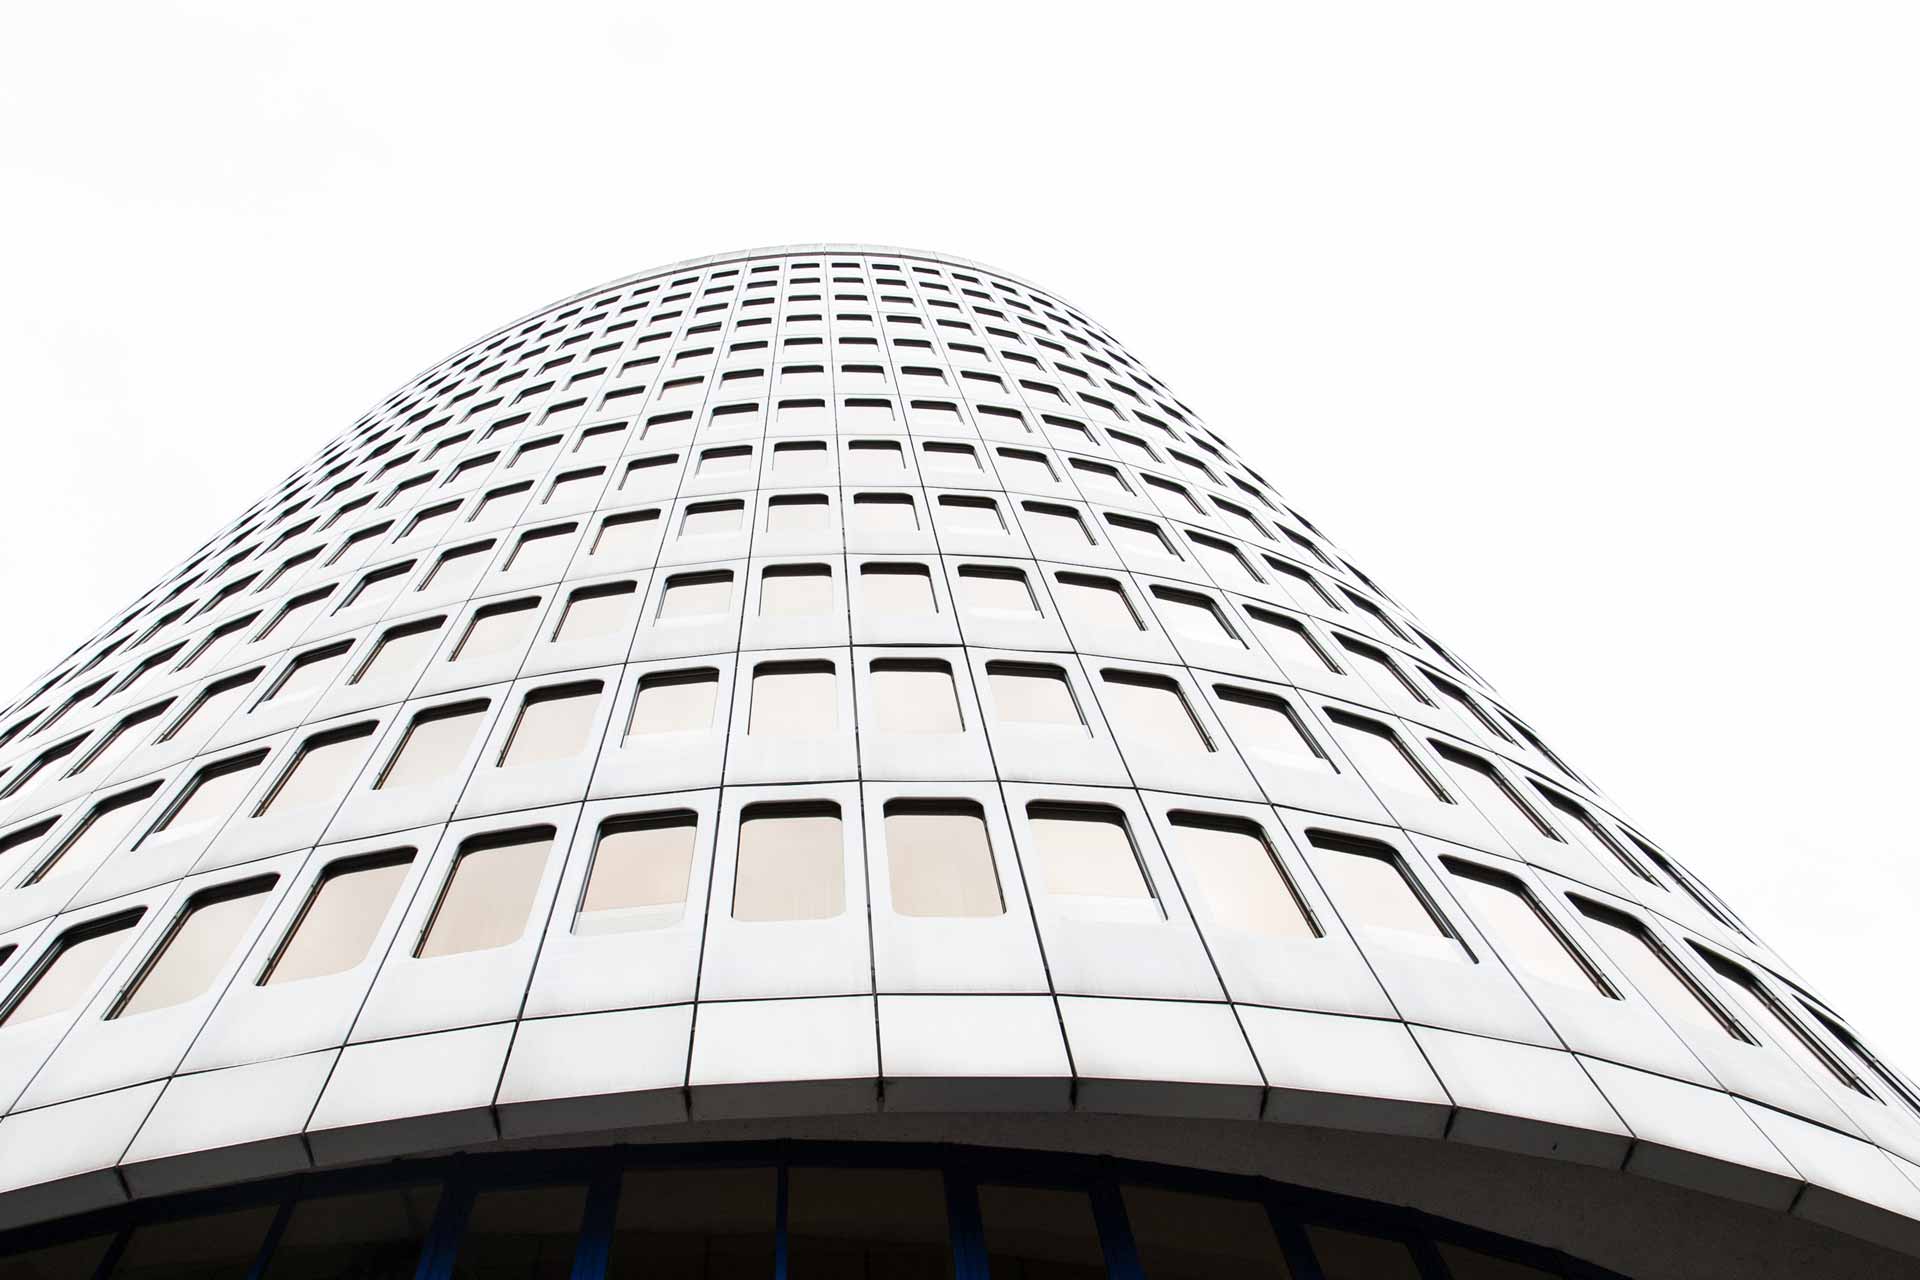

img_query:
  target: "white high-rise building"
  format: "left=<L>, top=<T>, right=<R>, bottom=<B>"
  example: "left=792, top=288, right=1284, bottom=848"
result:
left=0, top=246, right=1913, bottom=1278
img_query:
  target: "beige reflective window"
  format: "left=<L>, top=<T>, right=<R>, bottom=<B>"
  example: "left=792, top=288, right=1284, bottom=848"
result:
left=1070, top=458, right=1131, bottom=496
left=149, top=751, right=267, bottom=838
left=351, top=618, right=443, bottom=685
left=499, top=682, right=602, bottom=766
left=922, top=441, right=981, bottom=472
left=451, top=598, right=539, bottom=663
left=553, top=583, right=636, bottom=642
left=546, top=465, right=606, bottom=506
left=621, top=453, right=679, bottom=492
left=1309, top=832, right=1456, bottom=942
left=937, top=495, right=1005, bottom=534
left=263, top=642, right=351, bottom=704
left=658, top=572, right=733, bottom=620
left=0, top=737, right=81, bottom=804
left=696, top=445, right=752, bottom=477
left=1105, top=514, right=1178, bottom=560
left=851, top=492, right=918, bottom=531
left=1693, top=947, right=1870, bottom=1094
left=1026, top=804, right=1152, bottom=900
left=177, top=613, right=255, bottom=673
left=1170, top=815, right=1318, bottom=938
left=577, top=812, right=698, bottom=935
left=1572, top=898, right=1745, bottom=1037
left=1021, top=501, right=1095, bottom=547
left=680, top=500, right=743, bottom=537
left=340, top=561, right=411, bottom=611
left=766, top=494, right=829, bottom=532
left=749, top=662, right=836, bottom=735
left=1187, top=532, right=1263, bottom=587
left=759, top=564, right=834, bottom=617
left=1151, top=585, right=1241, bottom=645
left=161, top=669, right=259, bottom=742
left=1334, top=634, right=1429, bottom=702
left=421, top=540, right=494, bottom=592
left=847, top=440, right=905, bottom=469
left=402, top=500, right=458, bottom=541
left=772, top=440, right=829, bottom=474
left=417, top=827, right=554, bottom=958
left=1246, top=607, right=1340, bottom=672
left=503, top=525, right=576, bottom=576
left=1055, top=573, right=1142, bottom=631
left=1263, top=558, right=1341, bottom=610
left=986, top=662, right=1083, bottom=727
left=733, top=804, right=844, bottom=922
left=261, top=851, right=414, bottom=985
left=510, top=434, right=561, bottom=469
left=1327, top=712, right=1449, bottom=801
left=591, top=509, right=659, bottom=559
left=68, top=699, right=170, bottom=778
left=1432, top=744, right=1557, bottom=838
left=1445, top=860, right=1607, bottom=993
left=958, top=565, right=1039, bottom=615
left=1, top=912, right=142, bottom=1026
left=0, top=817, right=56, bottom=875
left=1099, top=671, right=1211, bottom=752
left=258, top=588, right=331, bottom=642
left=996, top=447, right=1058, bottom=485
left=376, top=700, right=488, bottom=790
left=256, top=724, right=375, bottom=815
left=115, top=878, right=276, bottom=1018
left=870, top=660, right=962, bottom=734
left=1534, top=785, right=1651, bottom=882
left=885, top=800, right=1003, bottom=917
left=628, top=669, right=719, bottom=736
left=859, top=563, right=936, bottom=615
left=1214, top=687, right=1330, bottom=768
left=28, top=783, right=159, bottom=882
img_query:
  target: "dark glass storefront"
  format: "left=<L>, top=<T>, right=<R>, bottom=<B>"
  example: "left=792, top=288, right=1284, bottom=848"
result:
left=0, top=1141, right=1619, bottom=1279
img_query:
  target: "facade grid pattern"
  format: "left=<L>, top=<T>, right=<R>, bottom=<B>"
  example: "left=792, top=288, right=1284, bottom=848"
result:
left=0, top=245, right=1915, bottom=1269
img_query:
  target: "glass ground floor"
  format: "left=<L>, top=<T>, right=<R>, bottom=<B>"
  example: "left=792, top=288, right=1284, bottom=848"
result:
left=0, top=1140, right=1622, bottom=1279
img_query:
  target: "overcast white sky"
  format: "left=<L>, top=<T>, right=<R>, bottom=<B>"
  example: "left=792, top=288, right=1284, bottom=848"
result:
left=1, top=3, right=1916, bottom=1067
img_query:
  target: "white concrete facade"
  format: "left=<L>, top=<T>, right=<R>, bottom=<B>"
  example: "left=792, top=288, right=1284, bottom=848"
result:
left=0, top=245, right=1914, bottom=1274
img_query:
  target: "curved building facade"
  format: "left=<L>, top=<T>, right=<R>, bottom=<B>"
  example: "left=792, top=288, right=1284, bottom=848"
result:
left=0, top=246, right=1913, bottom=1278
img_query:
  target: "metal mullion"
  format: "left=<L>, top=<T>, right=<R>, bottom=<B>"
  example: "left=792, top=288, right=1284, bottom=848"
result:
left=943, top=1167, right=990, bottom=1280
left=772, top=1161, right=790, bottom=1280
left=88, top=1226, right=132, bottom=1280
left=568, top=1153, right=622, bottom=1280
left=1263, top=1201, right=1326, bottom=1280
left=242, top=1197, right=295, bottom=1280
left=1089, top=1177, right=1144, bottom=1280
left=1409, top=1232, right=1455, bottom=1279
left=412, top=1171, right=478, bottom=1280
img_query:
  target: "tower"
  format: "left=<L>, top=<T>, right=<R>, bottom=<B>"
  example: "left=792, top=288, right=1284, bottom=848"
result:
left=0, top=245, right=1913, bottom=1278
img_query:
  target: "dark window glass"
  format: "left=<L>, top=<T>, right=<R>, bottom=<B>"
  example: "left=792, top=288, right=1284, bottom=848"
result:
left=1435, top=1241, right=1564, bottom=1278
left=1124, top=1186, right=1293, bottom=1277
left=1305, top=1226, right=1422, bottom=1280
left=2, top=1233, right=113, bottom=1279
left=605, top=1167, right=777, bottom=1278
left=787, top=1167, right=952, bottom=1279
left=450, top=1184, right=587, bottom=1279
left=265, top=1184, right=441, bottom=1278
left=113, top=1206, right=278, bottom=1279
left=979, top=1184, right=1106, bottom=1279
